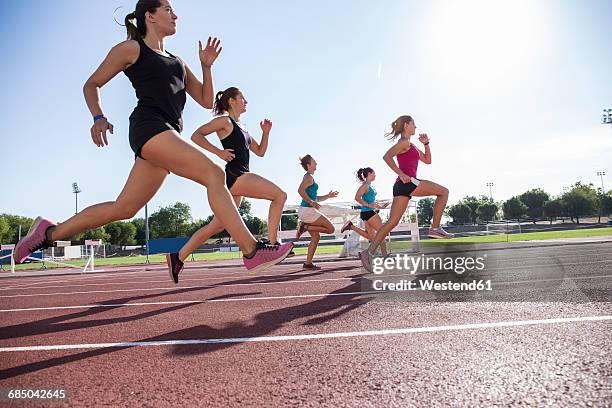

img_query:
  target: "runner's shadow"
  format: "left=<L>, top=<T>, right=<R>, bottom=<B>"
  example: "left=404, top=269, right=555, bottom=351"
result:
left=0, top=278, right=372, bottom=379
left=162, top=279, right=371, bottom=356
left=0, top=263, right=353, bottom=342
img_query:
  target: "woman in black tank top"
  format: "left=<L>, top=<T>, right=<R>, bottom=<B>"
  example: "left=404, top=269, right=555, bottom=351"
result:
left=173, top=86, right=292, bottom=263
left=13, top=0, right=293, bottom=278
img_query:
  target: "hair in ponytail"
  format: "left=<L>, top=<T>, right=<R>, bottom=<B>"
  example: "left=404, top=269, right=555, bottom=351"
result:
left=213, top=87, right=241, bottom=116
left=356, top=167, right=374, bottom=182
left=124, top=0, right=162, bottom=40
left=299, top=154, right=314, bottom=171
left=384, top=115, right=413, bottom=141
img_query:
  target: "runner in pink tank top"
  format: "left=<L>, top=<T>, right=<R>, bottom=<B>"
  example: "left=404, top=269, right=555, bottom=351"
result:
left=396, top=144, right=420, bottom=181
left=359, top=115, right=454, bottom=271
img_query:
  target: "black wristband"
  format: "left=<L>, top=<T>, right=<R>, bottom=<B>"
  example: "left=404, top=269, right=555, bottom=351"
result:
left=424, top=142, right=429, bottom=145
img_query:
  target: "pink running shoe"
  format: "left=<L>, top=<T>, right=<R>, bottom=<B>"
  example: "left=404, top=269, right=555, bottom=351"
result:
left=243, top=241, right=294, bottom=274
left=296, top=222, right=308, bottom=239
left=340, top=220, right=353, bottom=234
left=13, top=216, right=56, bottom=264
left=428, top=227, right=455, bottom=239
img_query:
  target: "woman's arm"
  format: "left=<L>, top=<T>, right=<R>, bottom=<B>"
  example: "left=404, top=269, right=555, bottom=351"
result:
left=298, top=175, right=319, bottom=208
left=318, top=190, right=339, bottom=202
left=191, top=117, right=235, bottom=161
left=417, top=133, right=432, bottom=164
left=83, top=40, right=139, bottom=147
left=184, top=37, right=222, bottom=109
left=250, top=119, right=271, bottom=157
left=383, top=139, right=412, bottom=182
left=354, top=184, right=378, bottom=208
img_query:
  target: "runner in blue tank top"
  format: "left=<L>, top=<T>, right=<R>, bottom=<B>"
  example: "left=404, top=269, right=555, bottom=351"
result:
left=296, top=155, right=339, bottom=270
left=339, top=167, right=391, bottom=257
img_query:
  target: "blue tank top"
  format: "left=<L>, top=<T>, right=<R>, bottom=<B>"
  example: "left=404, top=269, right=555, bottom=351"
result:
left=360, top=184, right=377, bottom=212
left=300, top=174, right=318, bottom=207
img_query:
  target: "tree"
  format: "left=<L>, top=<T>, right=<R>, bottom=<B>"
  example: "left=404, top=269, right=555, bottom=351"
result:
left=71, top=227, right=110, bottom=243
left=131, top=218, right=147, bottom=245
left=417, top=198, right=434, bottom=226
left=600, top=192, right=612, bottom=221
left=149, top=202, right=192, bottom=238
left=188, top=216, right=230, bottom=240
left=0, top=216, right=10, bottom=243
left=238, top=200, right=252, bottom=218
left=447, top=203, right=472, bottom=225
left=461, top=196, right=481, bottom=224
left=245, top=216, right=267, bottom=236
left=106, top=221, right=136, bottom=246
left=543, top=199, right=563, bottom=224
left=519, top=188, right=550, bottom=223
left=560, top=183, right=598, bottom=224
left=0, top=214, right=34, bottom=244
left=502, top=197, right=527, bottom=220
left=476, top=202, right=498, bottom=222
left=281, top=210, right=298, bottom=231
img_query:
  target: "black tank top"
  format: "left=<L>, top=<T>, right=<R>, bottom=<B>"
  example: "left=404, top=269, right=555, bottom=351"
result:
left=221, top=117, right=252, bottom=175
left=123, top=38, right=186, bottom=131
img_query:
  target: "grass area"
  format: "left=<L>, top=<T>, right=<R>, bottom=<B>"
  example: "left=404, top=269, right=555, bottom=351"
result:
left=3, top=227, right=611, bottom=272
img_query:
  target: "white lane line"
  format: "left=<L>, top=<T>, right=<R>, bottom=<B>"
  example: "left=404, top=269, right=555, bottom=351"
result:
left=0, top=268, right=244, bottom=290
left=2, top=272, right=611, bottom=313
left=0, top=290, right=379, bottom=312
left=1, top=315, right=610, bottom=352
left=0, top=276, right=367, bottom=298
left=0, top=270, right=353, bottom=292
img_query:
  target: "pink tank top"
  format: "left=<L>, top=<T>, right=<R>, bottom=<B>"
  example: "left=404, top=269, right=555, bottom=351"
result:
left=396, top=144, right=419, bottom=180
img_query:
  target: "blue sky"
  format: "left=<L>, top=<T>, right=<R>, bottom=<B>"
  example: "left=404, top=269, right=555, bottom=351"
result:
left=1, top=0, right=610, bottom=223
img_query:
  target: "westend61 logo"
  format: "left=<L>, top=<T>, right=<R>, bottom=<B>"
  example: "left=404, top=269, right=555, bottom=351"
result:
left=372, top=253, right=486, bottom=275
left=370, top=253, right=492, bottom=292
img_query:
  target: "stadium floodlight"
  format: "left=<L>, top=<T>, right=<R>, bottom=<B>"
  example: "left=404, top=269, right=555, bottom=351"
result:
left=597, top=171, right=606, bottom=193
left=72, top=182, right=82, bottom=214
left=603, top=109, right=612, bottom=125
left=486, top=182, right=494, bottom=200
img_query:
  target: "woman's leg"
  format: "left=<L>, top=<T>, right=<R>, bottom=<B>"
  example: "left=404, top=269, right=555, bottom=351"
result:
left=412, top=180, right=449, bottom=228
left=306, top=215, right=335, bottom=235
left=231, top=173, right=287, bottom=243
left=367, top=196, right=409, bottom=254
left=177, top=196, right=243, bottom=262
left=140, top=131, right=257, bottom=254
left=366, top=214, right=388, bottom=256
left=306, top=231, right=320, bottom=264
left=49, top=158, right=168, bottom=241
left=349, top=220, right=371, bottom=240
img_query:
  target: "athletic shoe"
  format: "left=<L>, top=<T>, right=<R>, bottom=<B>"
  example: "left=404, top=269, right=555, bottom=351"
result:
left=428, top=227, right=455, bottom=239
left=243, top=241, right=294, bottom=274
left=340, top=220, right=353, bottom=233
left=359, top=251, right=373, bottom=272
left=296, top=222, right=308, bottom=239
left=13, top=217, right=56, bottom=264
left=166, top=252, right=184, bottom=284
left=303, top=263, right=322, bottom=270
left=261, top=238, right=296, bottom=258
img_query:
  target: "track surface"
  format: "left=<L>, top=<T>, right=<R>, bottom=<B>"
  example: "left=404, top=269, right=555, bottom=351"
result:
left=0, top=242, right=610, bottom=407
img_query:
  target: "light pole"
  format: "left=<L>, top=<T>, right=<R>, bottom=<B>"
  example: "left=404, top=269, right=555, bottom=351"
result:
left=596, top=171, right=606, bottom=193
left=486, top=182, right=494, bottom=201
left=72, top=182, right=82, bottom=214
left=602, top=109, right=612, bottom=125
